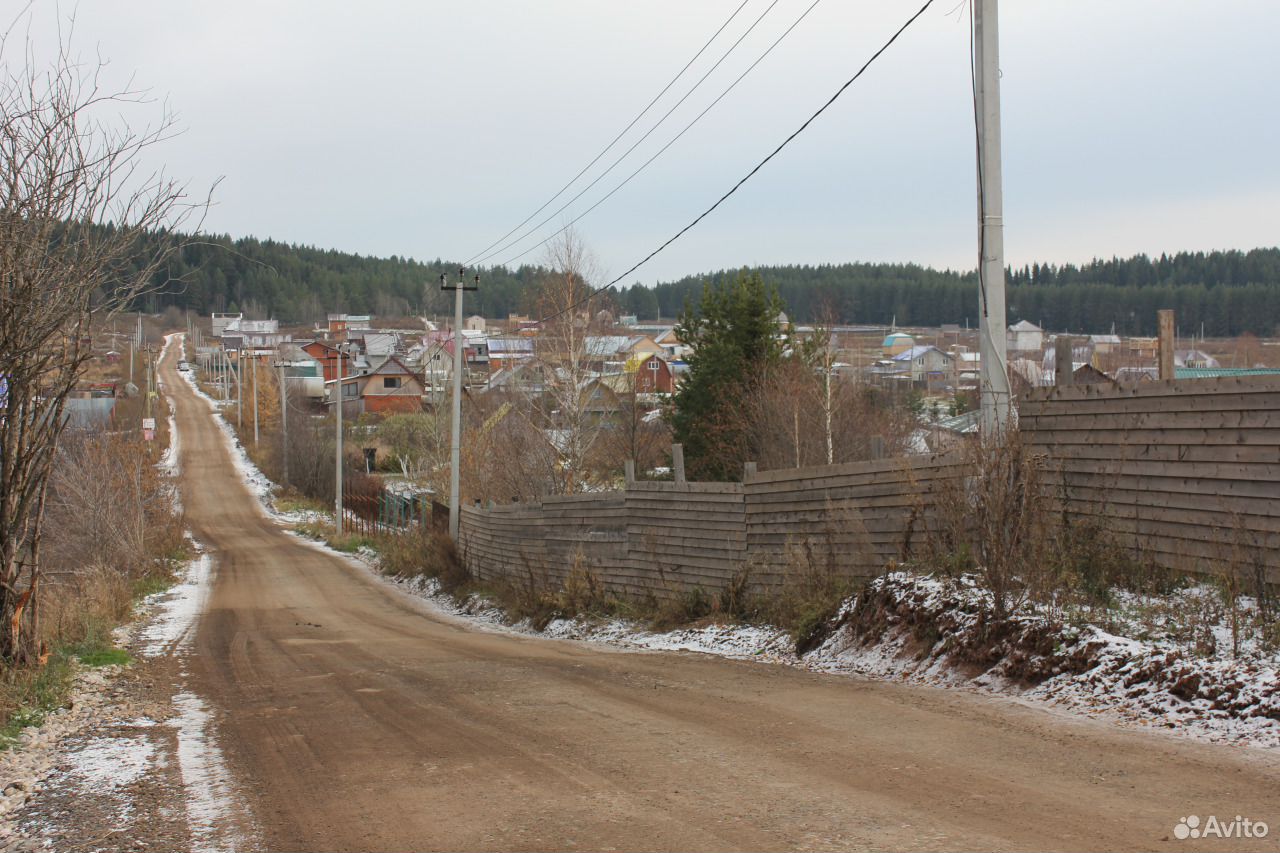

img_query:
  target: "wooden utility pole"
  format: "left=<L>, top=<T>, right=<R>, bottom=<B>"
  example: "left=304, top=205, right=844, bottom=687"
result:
left=1158, top=309, right=1176, bottom=380
left=1055, top=336, right=1074, bottom=387
left=974, top=0, right=1011, bottom=433
left=279, top=359, right=289, bottom=486
left=252, top=351, right=259, bottom=445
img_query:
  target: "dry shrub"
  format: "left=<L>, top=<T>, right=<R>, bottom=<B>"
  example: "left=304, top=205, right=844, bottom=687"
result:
left=918, top=429, right=1053, bottom=620
left=39, top=565, right=133, bottom=657
left=756, top=541, right=857, bottom=653
left=45, top=431, right=184, bottom=578
left=40, top=431, right=184, bottom=653
left=378, top=526, right=469, bottom=593
left=559, top=552, right=605, bottom=614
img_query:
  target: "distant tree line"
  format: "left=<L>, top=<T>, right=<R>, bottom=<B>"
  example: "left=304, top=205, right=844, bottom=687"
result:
left=134, top=233, right=551, bottom=323
left=140, top=234, right=1280, bottom=336
left=645, top=249, right=1280, bottom=336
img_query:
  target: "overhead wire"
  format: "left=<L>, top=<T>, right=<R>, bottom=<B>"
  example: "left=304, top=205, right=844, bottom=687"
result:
left=470, top=0, right=786, bottom=267
left=462, top=0, right=756, bottom=266
left=527, top=0, right=939, bottom=328
left=493, top=0, right=824, bottom=270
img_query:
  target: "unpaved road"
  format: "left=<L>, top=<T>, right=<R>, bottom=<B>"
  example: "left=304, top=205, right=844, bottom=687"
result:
left=164, top=341, right=1280, bottom=853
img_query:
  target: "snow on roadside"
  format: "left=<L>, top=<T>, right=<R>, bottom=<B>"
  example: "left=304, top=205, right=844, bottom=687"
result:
left=170, top=691, right=246, bottom=853
left=137, top=546, right=213, bottom=658
left=810, top=572, right=1280, bottom=749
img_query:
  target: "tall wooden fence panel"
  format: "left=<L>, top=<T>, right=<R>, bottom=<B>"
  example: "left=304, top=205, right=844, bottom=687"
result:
left=743, top=453, right=961, bottom=588
left=1020, top=375, right=1280, bottom=584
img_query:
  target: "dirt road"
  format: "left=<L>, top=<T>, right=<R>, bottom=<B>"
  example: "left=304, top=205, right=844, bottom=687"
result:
left=163, top=342, right=1279, bottom=852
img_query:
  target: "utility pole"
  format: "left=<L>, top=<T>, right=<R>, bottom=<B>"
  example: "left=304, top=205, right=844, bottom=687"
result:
left=974, top=0, right=1011, bottom=434
left=442, top=269, right=478, bottom=539
left=236, top=350, right=243, bottom=430
left=335, top=344, right=346, bottom=533
left=279, top=358, right=289, bottom=486
left=252, top=350, right=259, bottom=445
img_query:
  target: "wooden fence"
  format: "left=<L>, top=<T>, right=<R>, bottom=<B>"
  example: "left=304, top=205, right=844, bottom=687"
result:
left=458, top=375, right=1280, bottom=599
left=1021, top=375, right=1280, bottom=585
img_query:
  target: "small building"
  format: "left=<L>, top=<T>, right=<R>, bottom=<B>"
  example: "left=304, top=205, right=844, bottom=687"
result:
left=892, top=345, right=953, bottom=387
left=327, top=314, right=372, bottom=338
left=653, top=328, right=690, bottom=361
left=487, top=337, right=534, bottom=370
left=600, top=353, right=675, bottom=396
left=211, top=313, right=242, bottom=337
left=583, top=335, right=664, bottom=373
left=1007, top=320, right=1044, bottom=353
left=1175, top=349, right=1220, bottom=369
left=301, top=340, right=349, bottom=383
left=632, top=354, right=674, bottom=394
left=464, top=315, right=486, bottom=332
left=324, top=355, right=425, bottom=416
left=882, top=332, right=915, bottom=357
left=1089, top=333, right=1122, bottom=354
left=1072, top=363, right=1116, bottom=386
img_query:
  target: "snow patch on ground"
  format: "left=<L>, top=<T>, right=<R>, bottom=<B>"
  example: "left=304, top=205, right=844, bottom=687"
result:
left=138, top=547, right=213, bottom=658
left=171, top=691, right=244, bottom=853
left=64, top=735, right=156, bottom=790
left=159, top=333, right=182, bottom=477
left=811, top=572, right=1280, bottom=749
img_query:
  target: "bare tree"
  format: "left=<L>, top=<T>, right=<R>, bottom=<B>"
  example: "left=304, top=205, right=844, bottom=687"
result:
left=752, top=349, right=914, bottom=472
left=526, top=228, right=610, bottom=494
left=0, top=23, right=202, bottom=664
left=596, top=368, right=671, bottom=481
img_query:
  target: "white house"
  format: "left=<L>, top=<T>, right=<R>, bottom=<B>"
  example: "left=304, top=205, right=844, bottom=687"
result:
left=1007, top=320, right=1044, bottom=353
left=892, top=345, right=953, bottom=384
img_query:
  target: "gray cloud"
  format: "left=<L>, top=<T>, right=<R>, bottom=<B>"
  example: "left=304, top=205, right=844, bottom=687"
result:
left=18, top=0, right=1280, bottom=284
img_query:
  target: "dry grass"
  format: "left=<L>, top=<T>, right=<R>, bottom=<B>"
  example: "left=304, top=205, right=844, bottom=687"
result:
left=0, top=428, right=186, bottom=740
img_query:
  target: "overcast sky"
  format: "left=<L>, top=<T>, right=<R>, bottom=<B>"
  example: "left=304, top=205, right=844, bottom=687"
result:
left=16, top=1, right=1280, bottom=285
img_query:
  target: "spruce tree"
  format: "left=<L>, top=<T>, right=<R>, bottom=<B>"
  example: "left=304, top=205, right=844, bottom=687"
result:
left=669, top=270, right=782, bottom=481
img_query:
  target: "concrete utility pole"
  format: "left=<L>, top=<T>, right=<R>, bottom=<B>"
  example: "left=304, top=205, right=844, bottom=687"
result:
left=974, top=0, right=1012, bottom=434
left=335, top=345, right=346, bottom=533
left=443, top=269, right=478, bottom=539
left=236, top=350, right=243, bottom=430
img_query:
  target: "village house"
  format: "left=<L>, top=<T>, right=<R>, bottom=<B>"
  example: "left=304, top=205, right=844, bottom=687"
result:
left=1007, top=320, right=1044, bottom=352
left=324, top=355, right=424, bottom=416
left=598, top=353, right=675, bottom=396
left=892, top=345, right=953, bottom=388
left=327, top=313, right=373, bottom=340
left=882, top=332, right=915, bottom=357
left=582, top=335, right=664, bottom=374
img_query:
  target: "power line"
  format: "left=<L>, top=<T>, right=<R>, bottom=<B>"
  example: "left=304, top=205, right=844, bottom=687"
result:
left=495, top=0, right=824, bottom=270
left=470, top=0, right=786, bottom=267
left=530, top=0, right=939, bottom=328
left=462, top=0, right=755, bottom=266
